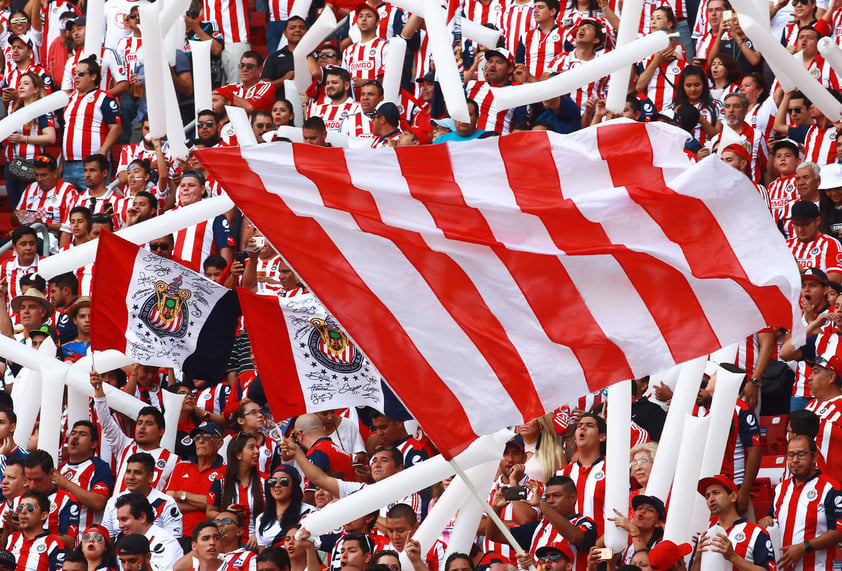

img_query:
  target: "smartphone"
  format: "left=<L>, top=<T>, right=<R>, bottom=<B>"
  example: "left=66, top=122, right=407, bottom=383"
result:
left=253, top=236, right=266, bottom=249
left=503, top=486, right=528, bottom=501
left=235, top=251, right=248, bottom=264
left=594, top=548, right=613, bottom=561
left=722, top=10, right=733, bottom=21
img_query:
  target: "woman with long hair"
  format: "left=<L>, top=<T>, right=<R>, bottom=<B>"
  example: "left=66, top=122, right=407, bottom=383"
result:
left=233, top=398, right=279, bottom=473
left=283, top=525, right=322, bottom=571
left=256, top=465, right=313, bottom=548
left=707, top=52, right=742, bottom=103
left=518, top=414, right=563, bottom=482
left=673, top=65, right=721, bottom=144
left=272, top=99, right=294, bottom=128
left=74, top=524, right=119, bottom=570
left=3, top=71, right=57, bottom=212
left=207, top=432, right=265, bottom=549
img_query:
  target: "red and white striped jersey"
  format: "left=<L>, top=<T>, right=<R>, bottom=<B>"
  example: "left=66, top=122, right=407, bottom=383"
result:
left=254, top=255, right=285, bottom=296
left=465, top=80, right=518, bottom=135
left=61, top=89, right=121, bottom=162
left=208, top=474, right=266, bottom=540
left=115, top=35, right=142, bottom=82
left=219, top=547, right=258, bottom=571
left=747, top=97, right=777, bottom=145
left=555, top=458, right=607, bottom=536
left=771, top=472, right=841, bottom=570
left=640, top=57, right=687, bottom=112
left=114, top=444, right=178, bottom=494
left=59, top=456, right=114, bottom=529
left=62, top=189, right=130, bottom=232
left=134, top=383, right=165, bottom=411
left=3, top=63, right=54, bottom=105
left=116, top=141, right=177, bottom=178
left=501, top=1, right=534, bottom=54
left=519, top=26, right=565, bottom=79
left=16, top=179, right=77, bottom=228
left=59, top=242, right=94, bottom=296
left=709, top=121, right=767, bottom=182
left=307, top=99, right=364, bottom=132
left=734, top=328, right=776, bottom=379
left=803, top=124, right=838, bottom=167
left=463, top=0, right=504, bottom=27
left=267, top=0, right=295, bottom=22
left=2, top=29, right=42, bottom=78
left=5, top=531, right=63, bottom=571
left=557, top=11, right=616, bottom=53
left=524, top=515, right=597, bottom=571
left=667, top=100, right=721, bottom=146
left=1, top=254, right=39, bottom=322
left=787, top=233, right=842, bottom=275
left=779, top=198, right=820, bottom=240
left=61, top=46, right=127, bottom=92
left=412, top=30, right=431, bottom=100
left=4, top=113, right=56, bottom=162
left=768, top=174, right=797, bottom=225
left=342, top=37, right=389, bottom=83
left=805, top=392, right=842, bottom=483
left=547, top=51, right=607, bottom=109
left=340, top=112, right=375, bottom=141
left=708, top=519, right=775, bottom=571
left=203, top=0, right=249, bottom=43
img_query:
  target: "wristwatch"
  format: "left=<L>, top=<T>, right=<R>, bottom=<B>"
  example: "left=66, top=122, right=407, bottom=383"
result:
left=804, top=540, right=814, bottom=553
left=180, top=491, right=188, bottom=502
left=750, top=378, right=762, bottom=387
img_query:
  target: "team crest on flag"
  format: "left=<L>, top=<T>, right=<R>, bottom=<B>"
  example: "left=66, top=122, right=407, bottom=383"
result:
left=91, top=231, right=240, bottom=381
left=237, top=289, right=384, bottom=418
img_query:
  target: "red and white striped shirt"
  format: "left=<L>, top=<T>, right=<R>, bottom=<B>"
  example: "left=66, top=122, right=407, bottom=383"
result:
left=16, top=179, right=77, bottom=228
left=707, top=519, right=775, bottom=571
left=501, top=2, right=535, bottom=54
left=340, top=112, right=375, bottom=140
left=768, top=174, right=797, bottom=225
left=4, top=113, right=56, bottom=161
left=228, top=80, right=277, bottom=113
left=710, top=121, right=766, bottom=182
left=61, top=89, right=121, bottom=162
left=555, top=458, right=606, bottom=536
left=58, top=242, right=94, bottom=296
left=464, top=0, right=504, bottom=27
left=62, top=188, right=130, bottom=232
left=219, top=547, right=258, bottom=571
left=348, top=3, right=406, bottom=41
left=61, top=47, right=127, bottom=92
left=253, top=255, right=285, bottom=296
left=59, top=456, right=113, bottom=529
left=1, top=254, right=39, bottom=321
left=771, top=471, right=841, bottom=571
left=519, top=26, right=565, bottom=79
left=803, top=125, right=838, bottom=167
left=547, top=51, right=607, bottom=109
left=203, top=0, right=249, bottom=43
left=342, top=37, right=388, bottom=84
left=115, top=35, right=143, bottom=82
left=5, top=531, right=63, bottom=571
left=114, top=444, right=178, bottom=494
left=640, top=57, right=687, bottom=112
left=268, top=0, right=295, bottom=22
left=174, top=221, right=219, bottom=272
left=805, top=393, right=842, bottom=483
left=307, top=99, right=364, bottom=132
left=787, top=233, right=842, bottom=275
left=465, top=80, right=517, bottom=135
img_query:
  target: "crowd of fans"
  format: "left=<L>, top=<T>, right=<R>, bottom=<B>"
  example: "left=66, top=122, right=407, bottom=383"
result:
left=0, top=0, right=839, bottom=570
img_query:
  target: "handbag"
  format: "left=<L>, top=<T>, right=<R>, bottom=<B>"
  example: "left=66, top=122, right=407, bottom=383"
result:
left=8, top=157, right=36, bottom=184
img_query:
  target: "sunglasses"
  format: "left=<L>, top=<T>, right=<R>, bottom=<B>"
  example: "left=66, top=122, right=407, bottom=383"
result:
left=82, top=532, right=105, bottom=542
left=239, top=62, right=258, bottom=70
left=317, top=51, right=338, bottom=58
left=267, top=477, right=291, bottom=487
left=16, top=504, right=36, bottom=513
left=198, top=120, right=216, bottom=128
left=149, top=243, right=171, bottom=251
left=792, top=0, right=811, bottom=4
left=193, top=433, right=215, bottom=441
left=789, top=106, right=803, bottom=113
left=73, top=71, right=89, bottom=77
left=10, top=17, right=28, bottom=24
left=214, top=517, right=236, bottom=525
left=537, top=553, right=563, bottom=563
left=127, top=13, right=139, bottom=20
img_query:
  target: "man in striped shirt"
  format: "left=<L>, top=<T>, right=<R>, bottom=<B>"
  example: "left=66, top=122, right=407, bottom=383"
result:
left=516, top=0, right=563, bottom=80
left=786, top=201, right=842, bottom=282
left=307, top=67, right=363, bottom=132
left=4, top=490, right=64, bottom=571
left=341, top=3, right=388, bottom=97
left=225, top=51, right=276, bottom=115
left=554, top=413, right=606, bottom=536
left=465, top=48, right=527, bottom=135
left=694, top=474, right=775, bottom=571
left=803, top=349, right=842, bottom=482
left=758, top=435, right=842, bottom=570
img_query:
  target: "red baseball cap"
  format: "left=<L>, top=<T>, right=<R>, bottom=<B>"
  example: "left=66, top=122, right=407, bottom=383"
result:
left=407, top=126, right=431, bottom=145
left=722, top=142, right=751, bottom=162
left=355, top=2, right=379, bottom=17
left=649, top=541, right=692, bottom=570
left=697, top=474, right=737, bottom=496
left=535, top=542, right=575, bottom=564
left=815, top=352, right=842, bottom=377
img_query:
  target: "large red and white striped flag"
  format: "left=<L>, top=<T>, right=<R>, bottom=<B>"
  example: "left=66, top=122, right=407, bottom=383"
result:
left=198, top=121, right=804, bottom=458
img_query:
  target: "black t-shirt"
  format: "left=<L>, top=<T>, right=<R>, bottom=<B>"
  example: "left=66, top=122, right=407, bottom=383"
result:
left=262, top=46, right=295, bottom=99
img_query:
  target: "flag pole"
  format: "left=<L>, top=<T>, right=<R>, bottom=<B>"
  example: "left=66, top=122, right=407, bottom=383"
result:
left=447, top=458, right=537, bottom=571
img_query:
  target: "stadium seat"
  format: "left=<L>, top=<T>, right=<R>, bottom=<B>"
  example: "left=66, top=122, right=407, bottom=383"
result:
left=751, top=477, right=775, bottom=520
left=250, top=11, right=268, bottom=46
left=759, top=414, right=788, bottom=456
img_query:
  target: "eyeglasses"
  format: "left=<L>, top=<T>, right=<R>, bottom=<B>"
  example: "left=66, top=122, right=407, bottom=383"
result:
left=267, top=477, right=291, bottom=487
left=244, top=409, right=263, bottom=416
left=786, top=450, right=813, bottom=459
left=631, top=458, right=651, bottom=467
left=254, top=123, right=273, bottom=129
left=239, top=62, right=258, bottom=70
left=149, top=243, right=171, bottom=251
left=316, top=51, right=338, bottom=58
left=193, top=433, right=215, bottom=442
left=16, top=504, right=36, bottom=513
left=537, top=553, right=563, bottom=563
left=198, top=120, right=216, bottom=128
left=10, top=17, right=28, bottom=24
left=789, top=106, right=803, bottom=113
left=214, top=517, right=236, bottom=526
left=73, top=71, right=89, bottom=77
left=82, top=532, right=105, bottom=542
